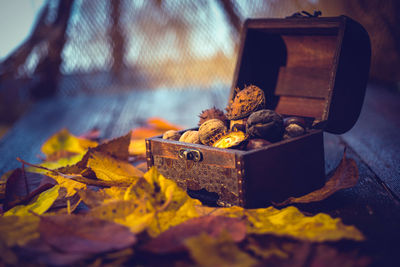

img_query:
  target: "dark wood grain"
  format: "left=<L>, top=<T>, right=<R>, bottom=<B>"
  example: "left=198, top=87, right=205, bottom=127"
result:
left=0, top=83, right=399, bottom=264
left=342, top=83, right=400, bottom=199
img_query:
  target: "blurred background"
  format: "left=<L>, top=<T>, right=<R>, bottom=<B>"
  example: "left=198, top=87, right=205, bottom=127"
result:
left=0, top=0, right=399, bottom=136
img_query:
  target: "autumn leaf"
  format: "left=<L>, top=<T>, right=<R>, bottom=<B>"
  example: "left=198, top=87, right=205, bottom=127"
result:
left=129, top=117, right=182, bottom=156
left=39, top=214, right=137, bottom=254
left=57, top=131, right=131, bottom=175
left=196, top=205, right=364, bottom=242
left=41, top=128, right=97, bottom=160
left=4, top=185, right=60, bottom=216
left=45, top=172, right=86, bottom=197
left=147, top=117, right=182, bottom=131
left=87, top=151, right=143, bottom=182
left=185, top=232, right=258, bottom=267
left=0, top=215, right=40, bottom=246
left=142, top=215, right=246, bottom=254
left=275, top=150, right=359, bottom=206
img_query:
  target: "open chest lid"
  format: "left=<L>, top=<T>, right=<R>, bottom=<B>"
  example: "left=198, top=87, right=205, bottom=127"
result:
left=231, top=16, right=371, bottom=134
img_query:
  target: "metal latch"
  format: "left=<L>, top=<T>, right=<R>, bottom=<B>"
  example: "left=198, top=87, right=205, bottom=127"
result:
left=178, top=148, right=202, bottom=162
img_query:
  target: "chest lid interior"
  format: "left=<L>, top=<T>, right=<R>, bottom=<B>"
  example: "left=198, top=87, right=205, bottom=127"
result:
left=231, top=16, right=371, bottom=134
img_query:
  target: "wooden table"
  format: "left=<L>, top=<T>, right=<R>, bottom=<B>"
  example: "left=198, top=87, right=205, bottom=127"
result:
left=0, top=83, right=399, bottom=265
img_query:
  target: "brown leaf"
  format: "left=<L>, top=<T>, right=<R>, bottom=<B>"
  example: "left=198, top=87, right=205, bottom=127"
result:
left=142, top=215, right=246, bottom=254
left=185, top=232, right=258, bottom=267
left=4, top=169, right=56, bottom=210
left=39, top=214, right=137, bottom=254
left=57, top=131, right=131, bottom=175
left=275, top=150, right=359, bottom=206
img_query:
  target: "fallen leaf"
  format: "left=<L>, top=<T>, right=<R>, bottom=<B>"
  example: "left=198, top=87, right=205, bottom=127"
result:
left=45, top=172, right=86, bottom=197
left=4, top=185, right=60, bottom=216
left=41, top=128, right=97, bottom=160
left=142, top=215, right=246, bottom=254
left=275, top=150, right=359, bottom=206
left=39, top=214, right=137, bottom=254
left=185, top=232, right=258, bottom=267
left=57, top=131, right=131, bottom=175
left=129, top=118, right=182, bottom=156
left=0, top=215, right=40, bottom=246
left=4, top=169, right=54, bottom=210
left=147, top=117, right=182, bottom=131
left=87, top=150, right=143, bottom=182
left=196, top=205, right=364, bottom=242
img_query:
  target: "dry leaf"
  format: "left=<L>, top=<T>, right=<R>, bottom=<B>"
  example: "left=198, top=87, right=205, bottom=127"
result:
left=147, top=117, right=182, bottom=131
left=3, top=169, right=55, bottom=210
left=4, top=185, right=60, bottom=216
left=45, top=172, right=86, bottom=197
left=196, top=205, right=364, bottom=242
left=41, top=128, right=97, bottom=160
left=142, top=215, right=246, bottom=254
left=185, top=232, right=258, bottom=267
left=57, top=131, right=131, bottom=175
left=39, top=214, right=137, bottom=254
left=0, top=215, right=40, bottom=246
left=87, top=151, right=143, bottom=182
left=275, top=150, right=359, bottom=206
left=129, top=117, right=182, bottom=156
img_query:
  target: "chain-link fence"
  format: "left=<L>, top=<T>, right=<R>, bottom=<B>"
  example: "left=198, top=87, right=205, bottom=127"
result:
left=1, top=0, right=399, bottom=122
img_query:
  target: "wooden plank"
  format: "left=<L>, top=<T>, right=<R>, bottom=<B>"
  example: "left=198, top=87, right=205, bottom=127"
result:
left=300, top=133, right=400, bottom=265
left=275, top=95, right=326, bottom=119
left=342, top=83, right=400, bottom=199
left=275, top=66, right=331, bottom=98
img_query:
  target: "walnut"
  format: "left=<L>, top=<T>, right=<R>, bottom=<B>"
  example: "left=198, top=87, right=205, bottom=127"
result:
left=162, top=130, right=181, bottom=141
left=246, top=109, right=284, bottom=142
left=179, top=130, right=200, bottom=144
left=198, top=119, right=227, bottom=146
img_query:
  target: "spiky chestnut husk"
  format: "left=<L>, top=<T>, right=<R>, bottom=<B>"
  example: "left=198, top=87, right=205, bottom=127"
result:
left=226, top=85, right=266, bottom=120
left=213, top=131, right=247, bottom=149
left=198, top=119, right=227, bottom=146
left=198, top=107, right=228, bottom=126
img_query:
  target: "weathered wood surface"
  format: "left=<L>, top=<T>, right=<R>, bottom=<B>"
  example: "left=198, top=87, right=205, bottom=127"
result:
left=0, top=83, right=399, bottom=264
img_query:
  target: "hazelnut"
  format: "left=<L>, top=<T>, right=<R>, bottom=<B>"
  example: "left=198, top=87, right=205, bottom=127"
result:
left=226, top=85, right=266, bottom=120
left=283, top=123, right=305, bottom=139
left=245, top=138, right=271, bottom=150
left=246, top=109, right=284, bottom=142
left=179, top=130, right=200, bottom=144
left=283, top=117, right=306, bottom=128
left=198, top=119, right=227, bottom=146
left=162, top=130, right=181, bottom=141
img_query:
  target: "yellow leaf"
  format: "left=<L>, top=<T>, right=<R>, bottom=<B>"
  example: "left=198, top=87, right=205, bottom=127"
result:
left=46, top=172, right=86, bottom=197
left=87, top=151, right=143, bottom=182
left=147, top=117, right=182, bottom=131
left=0, top=215, right=40, bottom=246
left=85, top=168, right=201, bottom=236
left=27, top=154, right=84, bottom=174
left=195, top=205, right=364, bottom=242
left=128, top=139, right=146, bottom=156
left=185, top=232, right=258, bottom=267
left=41, top=128, right=97, bottom=158
left=246, top=206, right=364, bottom=242
left=4, top=185, right=60, bottom=216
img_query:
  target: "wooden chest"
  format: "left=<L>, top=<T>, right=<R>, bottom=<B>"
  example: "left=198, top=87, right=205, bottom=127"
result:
left=146, top=16, right=371, bottom=208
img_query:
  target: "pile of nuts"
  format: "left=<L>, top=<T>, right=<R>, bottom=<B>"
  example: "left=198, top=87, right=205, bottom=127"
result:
left=162, top=85, right=309, bottom=150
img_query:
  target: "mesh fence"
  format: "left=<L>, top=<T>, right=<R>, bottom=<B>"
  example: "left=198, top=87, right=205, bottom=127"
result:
left=1, top=0, right=399, bottom=100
